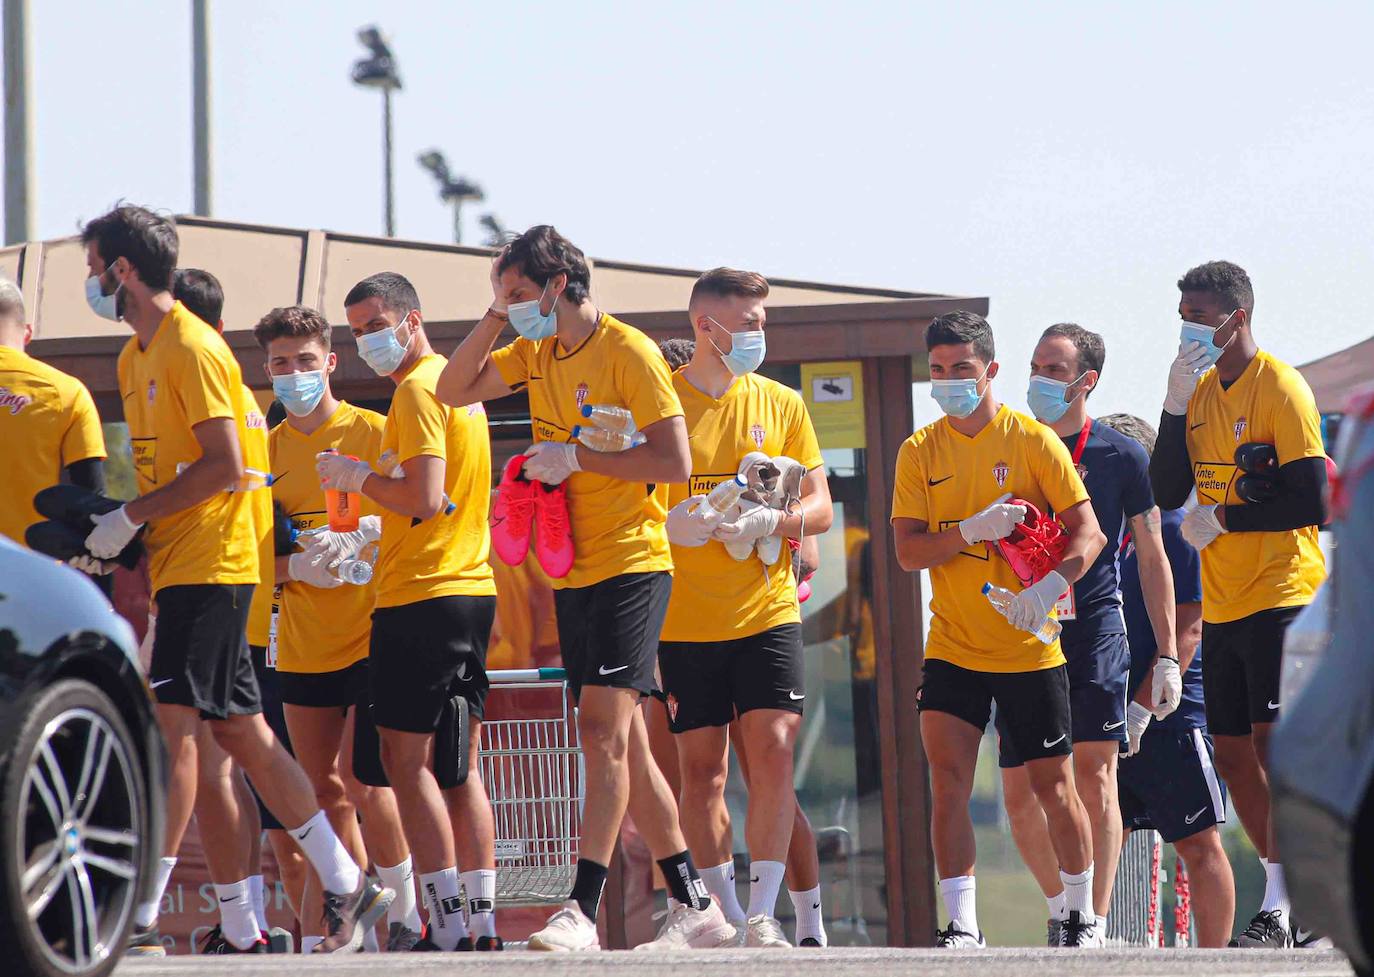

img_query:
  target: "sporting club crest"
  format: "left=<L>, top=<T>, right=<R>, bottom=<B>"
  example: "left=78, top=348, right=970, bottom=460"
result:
left=147, top=379, right=157, bottom=403
left=992, top=459, right=1009, bottom=488
left=749, top=423, right=766, bottom=448
left=575, top=382, right=589, bottom=410
left=1075, top=463, right=1088, bottom=481
left=1233, top=416, right=1247, bottom=442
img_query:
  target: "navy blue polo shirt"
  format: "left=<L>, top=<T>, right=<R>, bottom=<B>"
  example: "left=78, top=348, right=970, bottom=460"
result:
left=1058, top=419, right=1155, bottom=644
left=1123, top=507, right=1207, bottom=731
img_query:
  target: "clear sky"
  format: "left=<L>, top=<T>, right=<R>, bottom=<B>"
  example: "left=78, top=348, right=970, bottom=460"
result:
left=13, top=1, right=1374, bottom=424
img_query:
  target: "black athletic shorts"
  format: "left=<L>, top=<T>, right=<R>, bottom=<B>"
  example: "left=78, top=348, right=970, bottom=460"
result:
left=1119, top=725, right=1227, bottom=843
left=249, top=644, right=289, bottom=832
left=370, top=595, right=495, bottom=732
left=919, top=658, right=1072, bottom=765
left=1202, top=605, right=1300, bottom=736
left=658, top=623, right=805, bottom=733
left=554, top=571, right=671, bottom=701
left=280, top=659, right=371, bottom=710
left=149, top=583, right=260, bottom=720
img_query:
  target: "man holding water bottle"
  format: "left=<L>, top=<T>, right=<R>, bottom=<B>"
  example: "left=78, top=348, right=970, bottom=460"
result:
left=891, top=311, right=1106, bottom=948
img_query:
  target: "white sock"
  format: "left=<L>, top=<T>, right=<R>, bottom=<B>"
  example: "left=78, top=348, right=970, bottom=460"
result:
left=1046, top=890, right=1067, bottom=921
left=789, top=887, right=827, bottom=945
left=1097, top=913, right=1109, bottom=932
left=1261, top=860, right=1290, bottom=917
left=747, top=860, right=787, bottom=918
left=214, top=879, right=260, bottom=950
left=1060, top=866, right=1094, bottom=919
left=362, top=926, right=379, bottom=951
left=134, top=856, right=177, bottom=929
left=248, top=875, right=268, bottom=933
left=461, top=869, right=497, bottom=938
left=377, top=857, right=422, bottom=932
left=288, top=810, right=360, bottom=895
left=699, top=861, right=746, bottom=922
left=301, top=935, right=323, bottom=954
left=939, top=875, right=978, bottom=935
left=419, top=868, right=467, bottom=950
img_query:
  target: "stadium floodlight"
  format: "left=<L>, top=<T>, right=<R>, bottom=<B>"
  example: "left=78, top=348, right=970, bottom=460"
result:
left=479, top=214, right=507, bottom=246
left=351, top=25, right=402, bottom=236
left=416, top=148, right=485, bottom=244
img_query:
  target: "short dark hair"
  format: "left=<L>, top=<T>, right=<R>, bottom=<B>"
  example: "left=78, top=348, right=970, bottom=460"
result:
left=689, top=267, right=770, bottom=306
left=172, top=268, right=224, bottom=327
left=81, top=204, right=178, bottom=292
left=925, top=310, right=994, bottom=364
left=497, top=225, right=591, bottom=304
left=658, top=338, right=695, bottom=370
left=253, top=305, right=332, bottom=353
left=1096, top=413, right=1157, bottom=456
left=343, top=271, right=421, bottom=317
left=1177, top=260, right=1254, bottom=315
left=1040, top=322, right=1105, bottom=395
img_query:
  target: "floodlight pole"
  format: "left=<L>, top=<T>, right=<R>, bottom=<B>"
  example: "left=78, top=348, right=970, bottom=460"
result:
left=3, top=0, right=34, bottom=244
left=192, top=0, right=212, bottom=215
left=383, top=87, right=394, bottom=237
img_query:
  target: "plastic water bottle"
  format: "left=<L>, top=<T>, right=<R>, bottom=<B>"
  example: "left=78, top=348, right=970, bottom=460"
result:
left=336, top=558, right=373, bottom=585
left=573, top=424, right=646, bottom=452
left=706, top=475, right=747, bottom=513
left=581, top=403, right=637, bottom=435
left=321, top=448, right=361, bottom=532
left=982, top=582, right=1061, bottom=644
left=175, top=462, right=273, bottom=491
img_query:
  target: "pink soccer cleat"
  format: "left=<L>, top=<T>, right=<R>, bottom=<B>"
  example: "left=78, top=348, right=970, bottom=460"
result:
left=491, top=454, right=538, bottom=566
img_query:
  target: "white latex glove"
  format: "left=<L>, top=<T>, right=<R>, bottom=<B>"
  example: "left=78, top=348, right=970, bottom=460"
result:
left=1163, top=341, right=1213, bottom=415
left=1124, top=701, right=1152, bottom=758
left=666, top=495, right=723, bottom=547
left=68, top=554, right=117, bottom=575
left=288, top=542, right=344, bottom=589
left=522, top=442, right=581, bottom=485
left=1150, top=656, right=1183, bottom=719
left=958, top=493, right=1026, bottom=545
left=315, top=451, right=373, bottom=494
left=85, top=505, right=143, bottom=559
left=305, top=514, right=382, bottom=568
left=714, top=499, right=783, bottom=545
left=1007, top=570, right=1068, bottom=632
left=1181, top=504, right=1226, bottom=550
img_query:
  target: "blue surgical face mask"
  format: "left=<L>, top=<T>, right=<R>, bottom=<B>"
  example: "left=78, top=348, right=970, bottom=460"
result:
left=272, top=369, right=327, bottom=417
left=1179, top=310, right=1237, bottom=368
left=85, top=261, right=123, bottom=321
left=508, top=281, right=558, bottom=341
left=706, top=317, right=766, bottom=377
left=1027, top=371, right=1088, bottom=423
left=356, top=315, right=413, bottom=376
left=930, top=367, right=989, bottom=418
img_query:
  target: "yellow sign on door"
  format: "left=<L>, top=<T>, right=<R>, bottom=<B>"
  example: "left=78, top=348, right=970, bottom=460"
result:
left=801, top=361, right=866, bottom=449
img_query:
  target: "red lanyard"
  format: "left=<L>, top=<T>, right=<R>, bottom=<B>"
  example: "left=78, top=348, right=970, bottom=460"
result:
left=1071, top=418, right=1092, bottom=466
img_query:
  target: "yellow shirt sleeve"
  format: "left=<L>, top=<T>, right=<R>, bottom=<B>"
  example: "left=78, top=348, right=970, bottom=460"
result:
left=61, top=382, right=106, bottom=464
left=1031, top=426, right=1091, bottom=513
left=393, top=378, right=449, bottom=463
left=490, top=339, right=532, bottom=389
left=890, top=438, right=928, bottom=523
left=616, top=334, right=683, bottom=430
left=782, top=391, right=825, bottom=471
left=1271, top=369, right=1326, bottom=466
left=174, top=340, right=238, bottom=427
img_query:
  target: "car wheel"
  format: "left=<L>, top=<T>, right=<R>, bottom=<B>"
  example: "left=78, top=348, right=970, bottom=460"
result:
left=0, top=679, right=148, bottom=977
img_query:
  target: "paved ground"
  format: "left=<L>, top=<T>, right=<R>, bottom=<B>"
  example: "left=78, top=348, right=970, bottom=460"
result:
left=122, top=947, right=1354, bottom=977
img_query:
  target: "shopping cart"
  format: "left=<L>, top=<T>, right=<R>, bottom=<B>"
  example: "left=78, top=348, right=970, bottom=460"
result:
left=480, top=668, right=583, bottom=906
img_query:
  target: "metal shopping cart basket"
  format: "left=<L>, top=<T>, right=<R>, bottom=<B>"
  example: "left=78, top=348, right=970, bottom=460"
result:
left=481, top=668, right=583, bottom=906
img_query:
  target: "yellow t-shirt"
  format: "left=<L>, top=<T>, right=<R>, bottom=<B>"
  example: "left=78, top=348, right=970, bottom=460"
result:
left=375, top=354, right=496, bottom=608
left=117, top=302, right=258, bottom=593
left=0, top=346, right=106, bottom=546
left=490, top=313, right=684, bottom=590
left=890, top=405, right=1090, bottom=673
left=242, top=389, right=274, bottom=648
left=270, top=401, right=386, bottom=672
left=660, top=371, right=824, bottom=643
left=1186, top=350, right=1328, bottom=623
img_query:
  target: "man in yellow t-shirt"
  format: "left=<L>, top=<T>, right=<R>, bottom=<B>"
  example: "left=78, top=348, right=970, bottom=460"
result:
left=318, top=272, right=499, bottom=951
left=0, top=276, right=107, bottom=559
left=890, top=311, right=1106, bottom=948
left=81, top=206, right=384, bottom=956
left=1148, top=261, right=1328, bottom=948
left=437, top=225, right=732, bottom=951
left=656, top=268, right=832, bottom=946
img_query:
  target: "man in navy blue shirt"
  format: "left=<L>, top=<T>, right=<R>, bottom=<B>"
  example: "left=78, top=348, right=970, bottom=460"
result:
left=1099, top=412, right=1235, bottom=948
left=997, top=325, right=1184, bottom=945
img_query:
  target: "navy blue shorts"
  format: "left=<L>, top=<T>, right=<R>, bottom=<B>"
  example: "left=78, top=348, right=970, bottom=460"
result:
left=997, top=631, right=1129, bottom=767
left=1118, top=725, right=1227, bottom=843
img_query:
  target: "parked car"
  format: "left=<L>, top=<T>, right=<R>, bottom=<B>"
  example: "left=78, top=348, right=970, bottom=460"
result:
left=0, top=535, right=165, bottom=977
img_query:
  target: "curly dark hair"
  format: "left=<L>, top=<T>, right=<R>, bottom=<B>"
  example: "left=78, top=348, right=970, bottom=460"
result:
left=497, top=225, right=591, bottom=305
left=926, top=310, right=994, bottom=364
left=253, top=305, right=332, bottom=352
left=1096, top=413, right=1157, bottom=456
left=1177, top=260, right=1254, bottom=314
left=658, top=338, right=695, bottom=370
left=81, top=204, right=178, bottom=292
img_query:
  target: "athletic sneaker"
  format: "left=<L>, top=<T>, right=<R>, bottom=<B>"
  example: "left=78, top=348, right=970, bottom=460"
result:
left=475, top=935, right=504, bottom=950
left=1235, top=909, right=1294, bottom=948
left=935, top=924, right=985, bottom=948
left=745, top=914, right=791, bottom=947
left=1292, top=920, right=1333, bottom=949
left=409, top=937, right=443, bottom=952
left=315, top=876, right=395, bottom=953
left=991, top=499, right=1066, bottom=586
left=799, top=937, right=823, bottom=947
left=635, top=901, right=736, bottom=950
left=199, top=925, right=267, bottom=954
left=491, top=455, right=538, bottom=566
left=532, top=481, right=575, bottom=578
left=266, top=927, right=294, bottom=954
left=1046, top=918, right=1063, bottom=947
left=1059, top=910, right=1104, bottom=948
left=126, top=926, right=166, bottom=957
left=386, top=922, right=422, bottom=952
left=528, top=901, right=600, bottom=951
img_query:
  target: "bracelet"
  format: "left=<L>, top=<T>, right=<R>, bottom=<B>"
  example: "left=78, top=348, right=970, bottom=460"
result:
left=487, top=307, right=509, bottom=321
left=1159, top=655, right=1179, bottom=662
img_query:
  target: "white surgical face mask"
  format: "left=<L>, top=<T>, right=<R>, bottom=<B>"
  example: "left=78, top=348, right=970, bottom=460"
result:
left=356, top=314, right=413, bottom=376
left=85, top=261, right=123, bottom=321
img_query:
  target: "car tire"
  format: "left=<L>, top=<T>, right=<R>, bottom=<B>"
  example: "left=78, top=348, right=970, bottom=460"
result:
left=0, top=678, right=149, bottom=977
